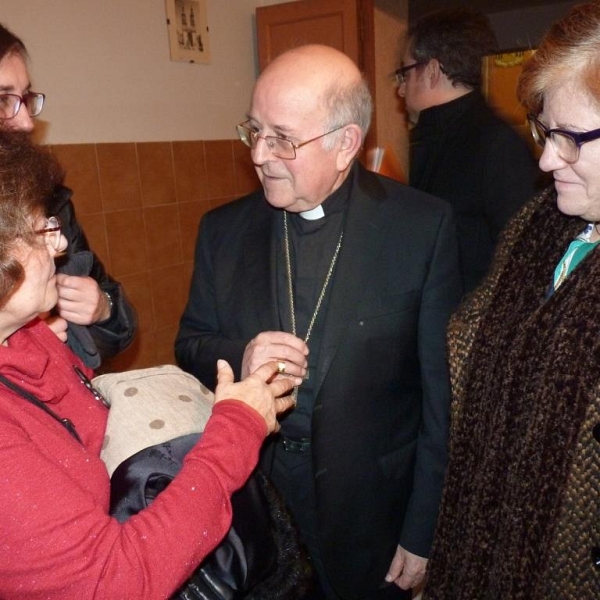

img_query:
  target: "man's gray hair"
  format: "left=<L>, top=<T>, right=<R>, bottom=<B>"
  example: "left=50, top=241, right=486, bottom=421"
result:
left=321, top=76, right=372, bottom=150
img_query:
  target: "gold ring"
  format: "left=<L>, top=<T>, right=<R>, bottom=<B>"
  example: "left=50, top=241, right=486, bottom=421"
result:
left=277, top=360, right=286, bottom=374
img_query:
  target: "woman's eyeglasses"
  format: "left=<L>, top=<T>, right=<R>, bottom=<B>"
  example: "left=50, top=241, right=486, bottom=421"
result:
left=34, top=216, right=62, bottom=251
left=528, top=114, right=600, bottom=164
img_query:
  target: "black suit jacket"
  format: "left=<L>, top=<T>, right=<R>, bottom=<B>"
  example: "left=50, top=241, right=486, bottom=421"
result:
left=410, top=91, right=539, bottom=292
left=48, top=185, right=137, bottom=366
left=176, top=163, right=462, bottom=599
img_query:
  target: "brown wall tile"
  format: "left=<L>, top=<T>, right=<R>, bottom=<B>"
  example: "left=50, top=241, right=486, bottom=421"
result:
left=117, top=271, right=155, bottom=334
left=151, top=263, right=187, bottom=331
left=101, top=333, right=157, bottom=374
left=173, top=141, right=208, bottom=203
left=96, top=143, right=141, bottom=211
left=137, top=142, right=177, bottom=207
left=130, top=332, right=159, bottom=369
left=77, top=212, right=111, bottom=272
left=155, top=325, right=178, bottom=366
left=144, top=205, right=183, bottom=269
left=105, top=208, right=148, bottom=277
left=233, top=141, right=260, bottom=196
left=178, top=200, right=209, bottom=262
left=204, top=140, right=236, bottom=199
left=50, top=138, right=248, bottom=374
left=51, top=144, right=103, bottom=215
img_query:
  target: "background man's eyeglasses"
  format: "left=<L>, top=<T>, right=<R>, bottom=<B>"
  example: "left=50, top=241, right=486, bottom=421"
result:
left=528, top=114, right=600, bottom=164
left=35, top=216, right=62, bottom=251
left=394, top=63, right=424, bottom=86
left=0, top=92, right=45, bottom=120
left=236, top=122, right=347, bottom=160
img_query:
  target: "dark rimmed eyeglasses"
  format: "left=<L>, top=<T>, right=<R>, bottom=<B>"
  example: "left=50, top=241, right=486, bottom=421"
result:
left=528, top=114, right=600, bottom=164
left=0, top=92, right=45, bottom=120
left=394, top=63, right=425, bottom=86
left=236, top=122, right=347, bottom=160
left=34, top=216, right=62, bottom=251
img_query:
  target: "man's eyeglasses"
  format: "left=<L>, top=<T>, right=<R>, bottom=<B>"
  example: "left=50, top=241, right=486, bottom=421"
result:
left=236, top=122, right=347, bottom=160
left=34, top=216, right=62, bottom=252
left=0, top=92, right=45, bottom=120
left=528, top=114, right=600, bottom=164
left=394, top=63, right=425, bottom=86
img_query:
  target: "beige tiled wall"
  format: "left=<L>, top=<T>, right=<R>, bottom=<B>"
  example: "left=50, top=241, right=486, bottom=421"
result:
left=49, top=140, right=259, bottom=373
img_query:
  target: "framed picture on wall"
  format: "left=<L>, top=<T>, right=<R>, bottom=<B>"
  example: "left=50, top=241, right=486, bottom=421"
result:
left=165, top=0, right=211, bottom=63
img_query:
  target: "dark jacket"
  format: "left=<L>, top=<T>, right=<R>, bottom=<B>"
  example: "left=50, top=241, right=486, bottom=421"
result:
left=410, top=91, right=539, bottom=292
left=176, top=163, right=463, bottom=599
left=48, top=185, right=137, bottom=367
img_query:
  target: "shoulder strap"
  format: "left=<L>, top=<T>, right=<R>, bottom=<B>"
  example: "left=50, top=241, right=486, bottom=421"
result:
left=0, top=374, right=82, bottom=443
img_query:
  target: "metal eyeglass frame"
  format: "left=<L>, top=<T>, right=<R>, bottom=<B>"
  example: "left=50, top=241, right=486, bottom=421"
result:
left=236, top=121, right=347, bottom=160
left=34, top=216, right=62, bottom=251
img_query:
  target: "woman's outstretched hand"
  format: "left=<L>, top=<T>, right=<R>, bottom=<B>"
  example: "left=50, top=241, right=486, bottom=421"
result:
left=214, top=359, right=300, bottom=434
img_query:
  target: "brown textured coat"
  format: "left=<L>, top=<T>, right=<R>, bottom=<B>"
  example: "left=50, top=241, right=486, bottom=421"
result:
left=425, top=187, right=600, bottom=599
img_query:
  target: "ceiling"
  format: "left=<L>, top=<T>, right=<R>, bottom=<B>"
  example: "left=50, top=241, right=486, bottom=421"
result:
left=410, top=0, right=569, bottom=18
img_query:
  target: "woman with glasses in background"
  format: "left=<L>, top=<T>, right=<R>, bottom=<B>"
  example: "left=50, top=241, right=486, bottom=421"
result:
left=424, top=3, right=600, bottom=599
left=0, top=22, right=136, bottom=368
left=0, top=131, right=297, bottom=599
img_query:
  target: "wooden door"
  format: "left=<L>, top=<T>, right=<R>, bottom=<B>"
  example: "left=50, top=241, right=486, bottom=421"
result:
left=255, top=0, right=411, bottom=178
left=256, top=0, right=364, bottom=70
left=255, top=0, right=377, bottom=152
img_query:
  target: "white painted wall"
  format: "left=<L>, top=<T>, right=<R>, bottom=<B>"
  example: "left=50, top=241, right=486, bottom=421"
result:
left=1, top=0, right=293, bottom=144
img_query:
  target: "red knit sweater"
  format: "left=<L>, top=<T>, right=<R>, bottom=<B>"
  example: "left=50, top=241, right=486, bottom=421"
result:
left=0, top=319, right=267, bottom=599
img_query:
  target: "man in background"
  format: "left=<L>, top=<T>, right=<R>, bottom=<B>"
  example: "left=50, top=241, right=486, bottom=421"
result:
left=397, top=8, right=538, bottom=292
left=176, top=44, right=462, bottom=599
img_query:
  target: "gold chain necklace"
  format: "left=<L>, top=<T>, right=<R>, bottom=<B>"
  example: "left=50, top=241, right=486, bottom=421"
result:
left=283, top=211, right=343, bottom=389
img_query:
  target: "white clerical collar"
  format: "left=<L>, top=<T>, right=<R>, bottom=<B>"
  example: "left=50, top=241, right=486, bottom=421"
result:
left=300, top=204, right=325, bottom=220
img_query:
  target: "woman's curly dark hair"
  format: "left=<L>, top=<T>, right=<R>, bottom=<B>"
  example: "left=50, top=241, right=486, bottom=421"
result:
left=0, top=132, right=63, bottom=305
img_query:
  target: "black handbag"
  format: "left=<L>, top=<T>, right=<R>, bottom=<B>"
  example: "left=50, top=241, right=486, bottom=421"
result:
left=109, top=433, right=312, bottom=600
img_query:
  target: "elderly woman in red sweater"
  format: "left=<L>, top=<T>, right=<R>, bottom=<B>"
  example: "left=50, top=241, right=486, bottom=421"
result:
left=0, top=133, right=297, bottom=598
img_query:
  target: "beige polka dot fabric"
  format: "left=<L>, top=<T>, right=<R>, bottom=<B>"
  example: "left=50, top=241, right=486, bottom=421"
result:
left=93, top=365, right=214, bottom=477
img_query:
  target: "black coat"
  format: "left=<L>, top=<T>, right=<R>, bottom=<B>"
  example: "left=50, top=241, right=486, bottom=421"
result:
left=176, top=163, right=463, bottom=599
left=410, top=91, right=539, bottom=292
left=48, top=185, right=137, bottom=366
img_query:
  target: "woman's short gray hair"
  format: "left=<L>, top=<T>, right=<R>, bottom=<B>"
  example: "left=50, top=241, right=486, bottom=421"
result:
left=518, top=2, right=600, bottom=115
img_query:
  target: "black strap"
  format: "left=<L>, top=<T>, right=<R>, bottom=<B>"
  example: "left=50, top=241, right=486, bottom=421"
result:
left=0, top=374, right=82, bottom=443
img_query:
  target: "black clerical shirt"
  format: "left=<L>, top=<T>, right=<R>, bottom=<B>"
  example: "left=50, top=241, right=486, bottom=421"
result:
left=275, top=175, right=352, bottom=438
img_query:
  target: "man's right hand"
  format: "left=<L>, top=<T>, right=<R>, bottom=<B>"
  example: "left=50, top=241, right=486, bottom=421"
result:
left=241, top=331, right=309, bottom=380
